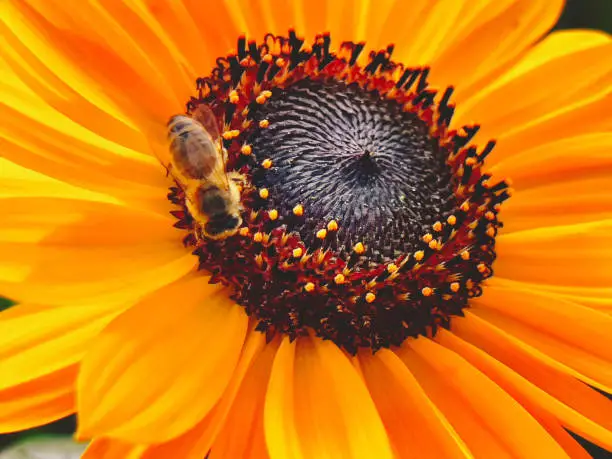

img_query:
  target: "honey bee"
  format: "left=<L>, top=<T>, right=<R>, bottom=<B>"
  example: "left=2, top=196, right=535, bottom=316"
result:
left=166, top=105, right=245, bottom=240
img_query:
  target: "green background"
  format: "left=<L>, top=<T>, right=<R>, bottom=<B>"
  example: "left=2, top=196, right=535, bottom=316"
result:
left=2, top=0, right=612, bottom=456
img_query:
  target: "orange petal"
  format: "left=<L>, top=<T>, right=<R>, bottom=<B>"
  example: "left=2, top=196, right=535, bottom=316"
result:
left=0, top=197, right=195, bottom=304
left=496, top=219, right=612, bottom=288
left=470, top=283, right=612, bottom=393
left=0, top=302, right=125, bottom=390
left=82, top=438, right=147, bottom=459
left=430, top=0, right=564, bottom=103
left=396, top=337, right=569, bottom=458
left=455, top=30, right=612, bottom=143
left=208, top=335, right=279, bottom=459
left=358, top=349, right=471, bottom=458
left=77, top=275, right=249, bottom=443
left=443, top=316, right=612, bottom=451
left=265, top=336, right=393, bottom=459
left=138, top=327, right=267, bottom=459
left=492, top=133, right=612, bottom=232
left=0, top=365, right=76, bottom=433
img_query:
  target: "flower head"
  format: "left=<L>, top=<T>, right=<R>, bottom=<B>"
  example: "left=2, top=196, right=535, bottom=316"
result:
left=1, top=1, right=612, bottom=458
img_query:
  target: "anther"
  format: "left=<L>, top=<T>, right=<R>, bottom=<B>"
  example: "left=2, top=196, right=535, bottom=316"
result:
left=460, top=250, right=470, bottom=260
left=259, top=188, right=269, bottom=199
left=447, top=215, right=457, bottom=225
left=275, top=57, right=285, bottom=67
left=477, top=263, right=487, bottom=273
left=422, top=287, right=433, bottom=297
left=241, top=144, right=252, bottom=155
left=428, top=239, right=438, bottom=250
left=422, top=233, right=433, bottom=243
left=353, top=242, right=366, bottom=254
left=259, top=119, right=270, bottom=128
left=239, top=227, right=250, bottom=237
left=263, top=54, right=273, bottom=63
left=262, top=158, right=273, bottom=169
left=256, top=94, right=267, bottom=104
left=460, top=202, right=470, bottom=212
left=293, top=247, right=303, bottom=258
left=222, top=129, right=240, bottom=140
left=268, top=209, right=279, bottom=220
left=365, top=292, right=376, bottom=303
left=334, top=273, right=346, bottom=284
left=293, top=204, right=304, bottom=216
left=253, top=232, right=264, bottom=243
left=414, top=250, right=425, bottom=261
left=304, top=282, right=315, bottom=292
left=316, top=229, right=328, bottom=239
left=450, top=282, right=460, bottom=292
left=485, top=211, right=495, bottom=221
left=486, top=227, right=495, bottom=237
left=229, top=90, right=239, bottom=104
left=327, top=220, right=339, bottom=231
left=387, top=263, right=399, bottom=274
left=433, top=221, right=442, bottom=232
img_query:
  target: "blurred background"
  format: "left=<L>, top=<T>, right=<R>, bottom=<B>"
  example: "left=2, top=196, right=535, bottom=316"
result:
left=1, top=0, right=611, bottom=457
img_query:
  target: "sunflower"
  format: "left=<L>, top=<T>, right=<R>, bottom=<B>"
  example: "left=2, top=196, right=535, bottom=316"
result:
left=1, top=0, right=612, bottom=457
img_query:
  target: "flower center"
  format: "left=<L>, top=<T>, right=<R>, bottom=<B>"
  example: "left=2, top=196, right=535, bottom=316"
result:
left=166, top=31, right=511, bottom=353
left=249, top=78, right=455, bottom=264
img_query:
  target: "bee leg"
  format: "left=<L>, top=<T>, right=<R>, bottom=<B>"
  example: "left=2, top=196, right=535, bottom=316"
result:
left=165, top=163, right=174, bottom=178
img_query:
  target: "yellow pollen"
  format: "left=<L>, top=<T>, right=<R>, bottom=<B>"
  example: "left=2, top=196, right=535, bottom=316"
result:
left=304, top=282, right=315, bottom=292
left=433, top=221, right=442, bottom=232
left=253, top=232, right=263, bottom=243
left=262, top=158, right=273, bottom=169
left=239, top=227, right=250, bottom=237
left=229, top=90, right=239, bottom=104
left=460, top=202, right=470, bottom=212
left=477, top=263, right=487, bottom=273
left=447, top=215, right=457, bottom=225
left=268, top=209, right=278, bottom=220
left=276, top=57, right=286, bottom=67
left=316, top=228, right=328, bottom=239
left=241, top=144, right=252, bottom=155
left=486, top=227, right=496, bottom=237
left=263, top=54, right=273, bottom=63
left=262, top=90, right=273, bottom=98
left=353, top=242, right=365, bottom=254
left=327, top=220, right=339, bottom=231
left=485, top=211, right=495, bottom=221
left=256, top=94, right=267, bottom=104
left=365, top=292, right=376, bottom=303
left=465, top=157, right=477, bottom=166
left=259, top=119, right=270, bottom=128
left=334, top=273, right=345, bottom=284
left=259, top=188, right=269, bottom=199
left=450, top=282, right=460, bottom=292
left=428, top=240, right=438, bottom=250
left=422, top=287, right=433, bottom=297
left=387, top=263, right=398, bottom=274
left=292, top=247, right=303, bottom=258
left=293, top=204, right=304, bottom=216
left=414, top=250, right=425, bottom=261
left=461, top=250, right=470, bottom=260
left=422, top=233, right=433, bottom=243
left=222, top=129, right=240, bottom=140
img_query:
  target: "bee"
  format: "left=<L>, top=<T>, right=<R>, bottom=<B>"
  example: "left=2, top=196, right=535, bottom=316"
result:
left=166, top=105, right=245, bottom=240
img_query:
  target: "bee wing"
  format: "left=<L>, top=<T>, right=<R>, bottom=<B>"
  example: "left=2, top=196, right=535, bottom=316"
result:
left=191, top=105, right=231, bottom=191
left=192, top=104, right=222, bottom=146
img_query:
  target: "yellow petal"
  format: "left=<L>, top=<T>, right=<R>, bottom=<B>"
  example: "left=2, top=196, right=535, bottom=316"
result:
left=446, top=314, right=612, bottom=451
left=208, top=335, right=279, bottom=459
left=77, top=275, right=248, bottom=443
left=397, top=337, right=569, bottom=458
left=138, top=327, right=267, bottom=459
left=0, top=197, right=195, bottom=304
left=455, top=30, right=612, bottom=143
left=358, top=349, right=472, bottom=458
left=0, top=303, right=124, bottom=390
left=82, top=438, right=147, bottom=459
left=496, top=219, right=612, bottom=288
left=471, top=287, right=612, bottom=393
left=265, top=336, right=393, bottom=459
left=0, top=366, right=76, bottom=433
left=431, top=0, right=564, bottom=103
left=493, top=133, right=612, bottom=232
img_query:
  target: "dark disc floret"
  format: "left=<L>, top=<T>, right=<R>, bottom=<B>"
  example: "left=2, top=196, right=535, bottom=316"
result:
left=167, top=31, right=511, bottom=353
